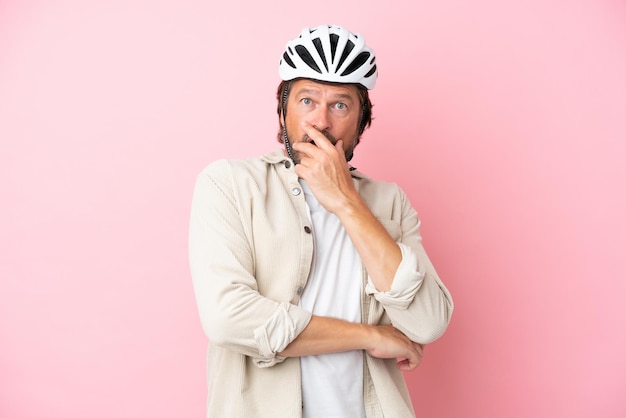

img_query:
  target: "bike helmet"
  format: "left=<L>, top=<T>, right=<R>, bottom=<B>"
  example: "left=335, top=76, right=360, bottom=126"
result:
left=279, top=25, right=378, bottom=89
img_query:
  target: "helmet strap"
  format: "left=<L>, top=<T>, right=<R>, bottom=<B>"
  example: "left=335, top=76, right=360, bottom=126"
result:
left=281, top=82, right=296, bottom=162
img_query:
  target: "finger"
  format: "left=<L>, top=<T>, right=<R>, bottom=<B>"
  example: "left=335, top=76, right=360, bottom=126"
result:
left=334, top=139, right=346, bottom=162
left=293, top=143, right=327, bottom=165
left=396, top=357, right=418, bottom=372
left=293, top=153, right=315, bottom=172
left=404, top=345, right=423, bottom=370
left=292, top=140, right=319, bottom=157
left=301, top=122, right=333, bottom=150
left=294, top=163, right=310, bottom=180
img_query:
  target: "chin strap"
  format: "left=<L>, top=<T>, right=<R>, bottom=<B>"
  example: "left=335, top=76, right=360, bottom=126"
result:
left=281, top=83, right=296, bottom=162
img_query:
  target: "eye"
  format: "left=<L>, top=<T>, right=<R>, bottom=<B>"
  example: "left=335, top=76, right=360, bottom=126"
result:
left=335, top=102, right=347, bottom=110
left=301, top=98, right=312, bottom=105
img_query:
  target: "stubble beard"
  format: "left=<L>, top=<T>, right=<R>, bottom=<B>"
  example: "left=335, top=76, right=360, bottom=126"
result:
left=286, top=129, right=357, bottom=164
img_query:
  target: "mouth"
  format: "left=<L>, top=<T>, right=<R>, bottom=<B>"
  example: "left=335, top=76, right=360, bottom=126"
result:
left=302, top=131, right=337, bottom=146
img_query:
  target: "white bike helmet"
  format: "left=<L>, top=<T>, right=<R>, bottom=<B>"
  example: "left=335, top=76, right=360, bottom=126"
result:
left=279, top=25, right=377, bottom=89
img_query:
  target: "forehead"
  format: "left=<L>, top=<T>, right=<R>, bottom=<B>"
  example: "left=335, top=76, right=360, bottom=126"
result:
left=290, top=79, right=359, bottom=100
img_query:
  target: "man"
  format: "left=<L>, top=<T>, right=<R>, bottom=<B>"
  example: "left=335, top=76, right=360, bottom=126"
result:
left=189, top=25, right=453, bottom=417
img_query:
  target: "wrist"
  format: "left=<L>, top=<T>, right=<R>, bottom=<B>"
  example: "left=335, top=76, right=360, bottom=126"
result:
left=334, top=193, right=367, bottom=220
left=358, top=323, right=378, bottom=351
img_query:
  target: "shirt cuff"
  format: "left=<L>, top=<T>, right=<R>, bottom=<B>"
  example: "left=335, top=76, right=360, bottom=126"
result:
left=365, top=243, right=424, bottom=309
left=253, top=302, right=312, bottom=368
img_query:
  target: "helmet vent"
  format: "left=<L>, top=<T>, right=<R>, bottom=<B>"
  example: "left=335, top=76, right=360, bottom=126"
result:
left=336, top=40, right=355, bottom=70
left=329, top=34, right=339, bottom=62
left=312, top=38, right=329, bottom=72
left=282, top=52, right=296, bottom=69
left=341, top=51, right=370, bottom=76
left=295, top=45, right=322, bottom=74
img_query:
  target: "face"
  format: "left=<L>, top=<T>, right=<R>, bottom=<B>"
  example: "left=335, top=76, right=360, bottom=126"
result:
left=282, top=79, right=361, bottom=164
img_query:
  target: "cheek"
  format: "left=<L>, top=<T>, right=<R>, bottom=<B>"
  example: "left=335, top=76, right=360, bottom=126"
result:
left=284, top=115, right=304, bottom=139
left=283, top=112, right=296, bottom=129
left=336, top=116, right=360, bottom=137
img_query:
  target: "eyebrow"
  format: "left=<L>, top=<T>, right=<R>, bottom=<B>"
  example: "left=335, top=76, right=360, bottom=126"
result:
left=294, top=88, right=356, bottom=102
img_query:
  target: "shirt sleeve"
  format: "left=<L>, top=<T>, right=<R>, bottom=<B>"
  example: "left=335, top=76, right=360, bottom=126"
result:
left=189, top=162, right=311, bottom=367
left=366, top=185, right=454, bottom=344
left=253, top=302, right=311, bottom=367
left=365, top=243, right=424, bottom=309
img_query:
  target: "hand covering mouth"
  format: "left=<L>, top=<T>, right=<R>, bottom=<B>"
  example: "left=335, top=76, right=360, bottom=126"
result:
left=302, top=130, right=338, bottom=146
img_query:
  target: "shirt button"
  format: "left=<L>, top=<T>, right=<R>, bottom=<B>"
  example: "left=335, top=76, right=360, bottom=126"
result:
left=304, top=226, right=311, bottom=233
left=284, top=160, right=292, bottom=169
left=296, top=286, right=303, bottom=295
left=291, top=187, right=301, bottom=196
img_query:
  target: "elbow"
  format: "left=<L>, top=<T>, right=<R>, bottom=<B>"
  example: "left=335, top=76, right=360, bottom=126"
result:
left=401, top=301, right=454, bottom=344
left=427, top=301, right=454, bottom=343
left=204, top=325, right=228, bottom=347
left=416, top=288, right=454, bottom=344
left=198, top=308, right=235, bottom=347
left=412, top=319, right=450, bottom=344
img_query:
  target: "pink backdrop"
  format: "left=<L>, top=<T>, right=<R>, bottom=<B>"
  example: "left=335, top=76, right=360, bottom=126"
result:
left=2, top=1, right=625, bottom=417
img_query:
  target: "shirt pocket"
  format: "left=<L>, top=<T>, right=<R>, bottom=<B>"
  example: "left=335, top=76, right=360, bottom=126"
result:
left=377, top=218, right=402, bottom=241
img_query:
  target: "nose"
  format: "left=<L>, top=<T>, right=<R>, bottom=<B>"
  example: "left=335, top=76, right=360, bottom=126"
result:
left=310, top=107, right=331, bottom=132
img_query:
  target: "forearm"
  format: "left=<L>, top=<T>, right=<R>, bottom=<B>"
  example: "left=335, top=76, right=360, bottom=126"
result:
left=336, top=195, right=401, bottom=292
left=279, top=315, right=423, bottom=371
left=278, top=316, right=370, bottom=357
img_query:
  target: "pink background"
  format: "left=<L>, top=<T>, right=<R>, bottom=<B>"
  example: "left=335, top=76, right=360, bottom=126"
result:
left=2, top=1, right=625, bottom=417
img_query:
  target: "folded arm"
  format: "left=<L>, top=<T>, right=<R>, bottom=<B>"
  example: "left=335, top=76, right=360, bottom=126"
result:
left=279, top=316, right=424, bottom=371
left=189, top=165, right=312, bottom=367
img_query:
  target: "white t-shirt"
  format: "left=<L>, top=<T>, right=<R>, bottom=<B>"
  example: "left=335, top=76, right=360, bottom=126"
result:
left=298, top=180, right=366, bottom=418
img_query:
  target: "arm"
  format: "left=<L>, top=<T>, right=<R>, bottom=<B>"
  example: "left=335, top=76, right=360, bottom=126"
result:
left=189, top=162, right=312, bottom=366
left=190, top=161, right=424, bottom=369
left=279, top=316, right=424, bottom=371
left=293, top=123, right=401, bottom=291
left=293, top=123, right=453, bottom=343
